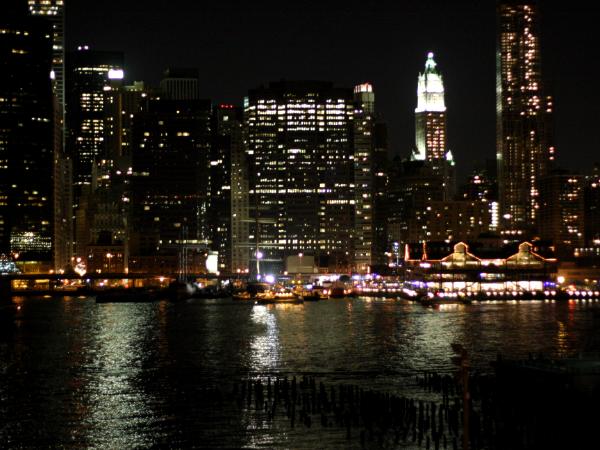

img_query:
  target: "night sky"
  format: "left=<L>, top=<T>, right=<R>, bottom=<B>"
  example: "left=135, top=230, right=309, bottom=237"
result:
left=67, top=0, right=600, bottom=178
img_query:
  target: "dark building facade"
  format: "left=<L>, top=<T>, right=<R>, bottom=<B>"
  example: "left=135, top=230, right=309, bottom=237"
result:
left=0, top=13, right=54, bottom=268
left=209, top=104, right=243, bottom=273
left=386, top=159, right=446, bottom=247
left=130, top=96, right=212, bottom=272
left=497, top=1, right=554, bottom=235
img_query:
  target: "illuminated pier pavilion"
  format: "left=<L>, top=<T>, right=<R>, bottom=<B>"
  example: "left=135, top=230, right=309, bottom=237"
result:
left=402, top=241, right=557, bottom=294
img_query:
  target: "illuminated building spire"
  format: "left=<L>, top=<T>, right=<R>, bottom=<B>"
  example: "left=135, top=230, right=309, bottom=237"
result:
left=414, top=52, right=447, bottom=161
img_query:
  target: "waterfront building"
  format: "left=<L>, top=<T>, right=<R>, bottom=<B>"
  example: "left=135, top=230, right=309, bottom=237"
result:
left=538, top=171, right=584, bottom=258
left=244, top=81, right=355, bottom=274
left=130, top=89, right=212, bottom=273
left=230, top=110, right=251, bottom=275
left=353, top=83, right=375, bottom=273
left=0, top=11, right=54, bottom=270
left=497, top=1, right=554, bottom=235
left=27, top=1, right=71, bottom=270
left=353, top=83, right=390, bottom=272
left=209, top=104, right=243, bottom=273
left=404, top=241, right=557, bottom=293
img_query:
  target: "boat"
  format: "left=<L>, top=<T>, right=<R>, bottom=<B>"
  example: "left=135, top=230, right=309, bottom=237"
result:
left=232, top=282, right=271, bottom=301
left=254, top=291, right=304, bottom=305
left=294, top=286, right=329, bottom=301
left=329, top=282, right=353, bottom=298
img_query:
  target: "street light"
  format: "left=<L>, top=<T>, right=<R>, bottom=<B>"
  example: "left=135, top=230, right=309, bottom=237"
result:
left=256, top=251, right=263, bottom=280
left=106, top=253, right=113, bottom=273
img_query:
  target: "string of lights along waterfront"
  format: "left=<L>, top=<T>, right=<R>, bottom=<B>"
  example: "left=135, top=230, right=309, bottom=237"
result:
left=1, top=0, right=598, bottom=281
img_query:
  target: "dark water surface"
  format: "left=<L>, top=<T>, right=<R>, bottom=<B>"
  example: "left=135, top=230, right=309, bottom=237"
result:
left=1, top=296, right=600, bottom=448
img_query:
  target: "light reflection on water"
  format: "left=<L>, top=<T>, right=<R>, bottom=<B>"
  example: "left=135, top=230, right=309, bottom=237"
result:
left=1, top=296, right=600, bottom=448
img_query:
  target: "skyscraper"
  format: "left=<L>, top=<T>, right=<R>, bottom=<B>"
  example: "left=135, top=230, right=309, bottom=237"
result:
left=244, top=81, right=355, bottom=274
left=353, top=83, right=375, bottom=273
left=0, top=12, right=54, bottom=268
left=497, top=1, right=554, bottom=234
left=66, top=48, right=124, bottom=201
left=130, top=94, right=212, bottom=272
left=414, top=52, right=447, bottom=162
left=414, top=52, right=455, bottom=199
left=28, top=1, right=71, bottom=270
left=28, top=0, right=64, bottom=121
left=209, top=104, right=243, bottom=273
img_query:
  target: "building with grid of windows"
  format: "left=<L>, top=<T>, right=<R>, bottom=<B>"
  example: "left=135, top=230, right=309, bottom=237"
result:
left=497, top=1, right=554, bottom=235
left=243, top=81, right=355, bottom=274
left=66, top=48, right=124, bottom=203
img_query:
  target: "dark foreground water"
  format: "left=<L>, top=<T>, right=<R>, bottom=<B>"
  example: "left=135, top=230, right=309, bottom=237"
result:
left=1, top=296, right=600, bottom=448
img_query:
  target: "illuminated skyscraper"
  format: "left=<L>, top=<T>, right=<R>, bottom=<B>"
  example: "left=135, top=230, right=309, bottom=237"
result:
left=353, top=83, right=374, bottom=272
left=352, top=83, right=387, bottom=273
left=414, top=52, right=455, bottom=199
left=66, top=47, right=124, bottom=200
left=414, top=52, right=447, bottom=162
left=244, top=81, right=355, bottom=273
left=497, top=1, right=554, bottom=234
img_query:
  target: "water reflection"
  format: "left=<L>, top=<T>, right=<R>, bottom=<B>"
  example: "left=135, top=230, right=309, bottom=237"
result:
left=83, top=303, right=159, bottom=448
left=3, top=297, right=600, bottom=448
left=249, top=305, right=281, bottom=373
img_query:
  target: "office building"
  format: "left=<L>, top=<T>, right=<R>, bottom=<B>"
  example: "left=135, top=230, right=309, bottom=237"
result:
left=386, top=159, right=446, bottom=247
left=353, top=83, right=375, bottom=273
left=230, top=118, right=250, bottom=274
left=28, top=0, right=64, bottom=122
left=209, top=104, right=243, bottom=273
left=497, top=1, right=554, bottom=234
left=538, top=171, right=584, bottom=258
left=130, top=93, right=212, bottom=272
left=0, top=12, right=54, bottom=269
left=244, top=81, right=355, bottom=274
left=66, top=47, right=124, bottom=202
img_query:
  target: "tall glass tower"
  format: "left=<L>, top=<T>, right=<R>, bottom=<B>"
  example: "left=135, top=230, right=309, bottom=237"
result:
left=497, top=1, right=554, bottom=234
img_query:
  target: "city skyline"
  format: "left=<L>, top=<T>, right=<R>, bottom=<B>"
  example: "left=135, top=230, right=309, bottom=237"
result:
left=66, top=0, right=600, bottom=178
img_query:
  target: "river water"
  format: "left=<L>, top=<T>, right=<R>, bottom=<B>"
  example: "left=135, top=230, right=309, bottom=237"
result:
left=1, top=296, right=599, bottom=448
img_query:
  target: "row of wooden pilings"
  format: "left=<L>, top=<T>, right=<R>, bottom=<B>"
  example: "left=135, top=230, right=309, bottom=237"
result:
left=232, top=373, right=482, bottom=449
